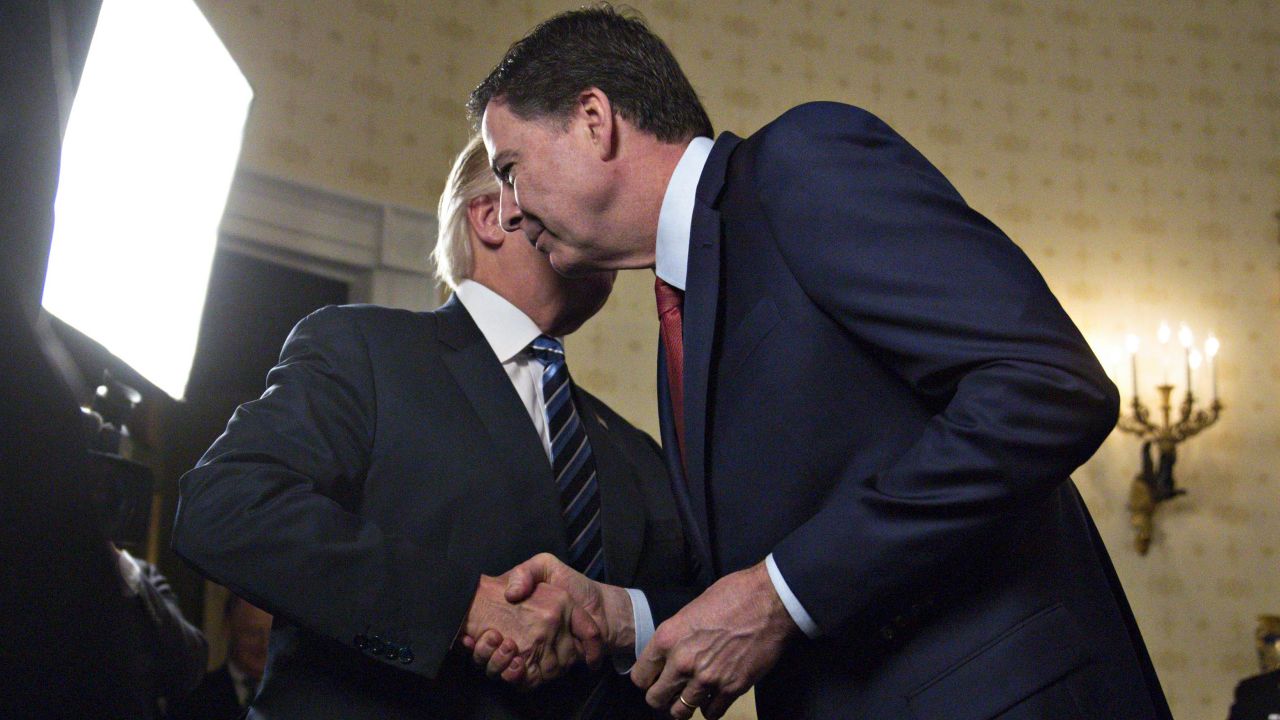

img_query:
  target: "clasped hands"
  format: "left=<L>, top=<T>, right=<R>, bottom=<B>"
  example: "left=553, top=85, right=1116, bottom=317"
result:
left=461, top=554, right=798, bottom=720
left=460, top=555, right=630, bottom=688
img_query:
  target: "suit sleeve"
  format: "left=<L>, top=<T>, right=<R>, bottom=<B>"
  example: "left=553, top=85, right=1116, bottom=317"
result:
left=171, top=306, right=479, bottom=679
left=758, top=103, right=1120, bottom=636
left=132, top=559, right=209, bottom=701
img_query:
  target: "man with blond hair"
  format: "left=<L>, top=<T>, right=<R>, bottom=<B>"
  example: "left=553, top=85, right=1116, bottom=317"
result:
left=173, top=135, right=692, bottom=719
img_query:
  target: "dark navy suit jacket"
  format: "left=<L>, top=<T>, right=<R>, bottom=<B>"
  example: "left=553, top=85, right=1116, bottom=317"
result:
left=166, top=664, right=244, bottom=720
left=174, top=300, right=691, bottom=719
left=657, top=102, right=1173, bottom=720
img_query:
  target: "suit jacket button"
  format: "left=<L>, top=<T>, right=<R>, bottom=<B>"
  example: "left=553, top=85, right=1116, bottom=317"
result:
left=369, top=635, right=385, bottom=656
left=386, top=646, right=400, bottom=662
left=400, top=648, right=414, bottom=664
left=354, top=634, right=368, bottom=650
left=879, top=625, right=895, bottom=641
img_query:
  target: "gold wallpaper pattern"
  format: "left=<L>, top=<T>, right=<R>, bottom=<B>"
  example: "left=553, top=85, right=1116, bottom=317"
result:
left=195, top=1, right=1280, bottom=717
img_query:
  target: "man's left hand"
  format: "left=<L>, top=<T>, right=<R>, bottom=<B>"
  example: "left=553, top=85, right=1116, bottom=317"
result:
left=631, top=561, right=798, bottom=719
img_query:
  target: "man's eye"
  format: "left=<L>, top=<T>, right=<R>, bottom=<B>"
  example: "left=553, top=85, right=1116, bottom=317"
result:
left=498, top=164, right=514, bottom=185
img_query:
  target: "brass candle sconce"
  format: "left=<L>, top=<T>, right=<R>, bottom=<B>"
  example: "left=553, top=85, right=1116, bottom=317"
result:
left=1115, top=323, right=1222, bottom=554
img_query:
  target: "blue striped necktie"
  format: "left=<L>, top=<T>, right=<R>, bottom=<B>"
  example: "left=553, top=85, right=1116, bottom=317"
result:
left=528, top=336, right=606, bottom=581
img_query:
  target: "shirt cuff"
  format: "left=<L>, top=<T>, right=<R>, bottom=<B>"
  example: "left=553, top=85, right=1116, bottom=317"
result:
left=766, top=553, right=819, bottom=638
left=611, top=588, right=654, bottom=673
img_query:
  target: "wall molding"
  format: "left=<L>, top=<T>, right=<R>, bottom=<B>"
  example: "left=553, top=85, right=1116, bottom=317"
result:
left=217, top=168, right=442, bottom=310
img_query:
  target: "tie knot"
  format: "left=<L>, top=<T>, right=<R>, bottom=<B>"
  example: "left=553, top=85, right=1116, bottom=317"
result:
left=528, top=335, right=565, bottom=365
left=655, top=277, right=684, bottom=316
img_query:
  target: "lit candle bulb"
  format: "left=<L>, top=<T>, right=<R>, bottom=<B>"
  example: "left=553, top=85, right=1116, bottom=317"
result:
left=1205, top=334, right=1220, bottom=402
left=1189, top=349, right=1202, bottom=398
left=1179, top=324, right=1193, bottom=398
left=1157, top=321, right=1171, bottom=385
left=1125, top=334, right=1141, bottom=402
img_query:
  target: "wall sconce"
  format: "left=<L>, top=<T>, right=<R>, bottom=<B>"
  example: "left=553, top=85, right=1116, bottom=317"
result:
left=1116, top=322, right=1223, bottom=554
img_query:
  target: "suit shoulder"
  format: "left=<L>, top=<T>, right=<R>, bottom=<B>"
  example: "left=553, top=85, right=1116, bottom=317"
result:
left=293, top=303, right=437, bottom=342
left=743, top=102, right=897, bottom=184
left=1235, top=669, right=1280, bottom=695
left=774, top=101, right=881, bottom=128
left=755, top=102, right=885, bottom=148
left=743, top=101, right=947, bottom=207
left=303, top=302, right=432, bottom=327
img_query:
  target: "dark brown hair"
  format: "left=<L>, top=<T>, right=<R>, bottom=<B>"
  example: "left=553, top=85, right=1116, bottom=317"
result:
left=468, top=4, right=713, bottom=143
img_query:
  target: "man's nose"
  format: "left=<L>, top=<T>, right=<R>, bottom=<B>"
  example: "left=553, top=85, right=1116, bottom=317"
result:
left=498, top=186, right=522, bottom=232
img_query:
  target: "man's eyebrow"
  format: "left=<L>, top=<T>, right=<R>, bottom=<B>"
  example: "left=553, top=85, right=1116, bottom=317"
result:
left=491, top=150, right=516, bottom=176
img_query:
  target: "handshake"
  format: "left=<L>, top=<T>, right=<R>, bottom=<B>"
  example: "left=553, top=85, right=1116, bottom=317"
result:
left=459, top=552, right=629, bottom=689
left=459, top=553, right=798, bottom=720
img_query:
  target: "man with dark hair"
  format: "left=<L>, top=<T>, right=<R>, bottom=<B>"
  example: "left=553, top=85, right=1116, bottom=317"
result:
left=467, top=9, right=712, bottom=144
left=467, top=5, right=1173, bottom=720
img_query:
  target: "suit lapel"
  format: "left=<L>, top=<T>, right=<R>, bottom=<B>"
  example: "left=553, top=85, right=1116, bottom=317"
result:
left=681, top=132, right=742, bottom=573
left=435, top=297, right=565, bottom=556
left=574, top=391, right=645, bottom=585
left=658, top=346, right=715, bottom=586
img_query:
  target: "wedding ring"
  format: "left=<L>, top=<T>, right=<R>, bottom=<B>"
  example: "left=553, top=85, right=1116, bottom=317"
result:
left=678, top=694, right=698, bottom=710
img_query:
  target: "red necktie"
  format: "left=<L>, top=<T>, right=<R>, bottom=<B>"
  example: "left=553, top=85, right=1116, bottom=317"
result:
left=655, top=276, right=687, bottom=470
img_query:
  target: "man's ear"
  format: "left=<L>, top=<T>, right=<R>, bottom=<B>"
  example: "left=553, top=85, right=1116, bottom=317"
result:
left=466, top=194, right=504, bottom=248
left=578, top=87, right=616, bottom=161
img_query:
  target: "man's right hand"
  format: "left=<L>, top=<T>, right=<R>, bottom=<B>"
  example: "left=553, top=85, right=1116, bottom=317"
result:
left=503, top=553, right=635, bottom=654
left=461, top=573, right=604, bottom=689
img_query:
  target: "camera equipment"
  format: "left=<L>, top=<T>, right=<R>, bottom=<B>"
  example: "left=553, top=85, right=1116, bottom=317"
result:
left=80, top=372, right=154, bottom=549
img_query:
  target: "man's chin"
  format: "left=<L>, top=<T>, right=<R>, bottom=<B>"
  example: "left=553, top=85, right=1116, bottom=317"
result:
left=547, top=251, right=591, bottom=278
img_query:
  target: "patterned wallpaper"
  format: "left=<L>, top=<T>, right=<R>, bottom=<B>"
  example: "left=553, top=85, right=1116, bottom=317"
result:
left=194, top=1, right=1280, bottom=717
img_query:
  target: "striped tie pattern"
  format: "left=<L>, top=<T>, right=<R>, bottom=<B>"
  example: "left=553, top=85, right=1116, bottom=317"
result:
left=528, top=336, right=606, bottom=581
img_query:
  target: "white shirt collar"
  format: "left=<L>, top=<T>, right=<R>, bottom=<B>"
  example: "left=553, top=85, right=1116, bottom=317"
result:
left=454, top=279, right=548, bottom=361
left=655, top=136, right=715, bottom=292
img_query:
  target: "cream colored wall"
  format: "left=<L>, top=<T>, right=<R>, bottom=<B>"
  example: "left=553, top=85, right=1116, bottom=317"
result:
left=196, top=1, right=1280, bottom=718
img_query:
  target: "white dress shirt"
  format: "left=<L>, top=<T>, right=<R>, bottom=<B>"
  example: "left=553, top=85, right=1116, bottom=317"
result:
left=453, top=280, right=654, bottom=662
left=654, top=138, right=820, bottom=639
left=454, top=280, right=553, bottom=459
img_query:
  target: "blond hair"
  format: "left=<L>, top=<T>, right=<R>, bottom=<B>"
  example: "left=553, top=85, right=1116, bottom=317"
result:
left=434, top=134, right=498, bottom=289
